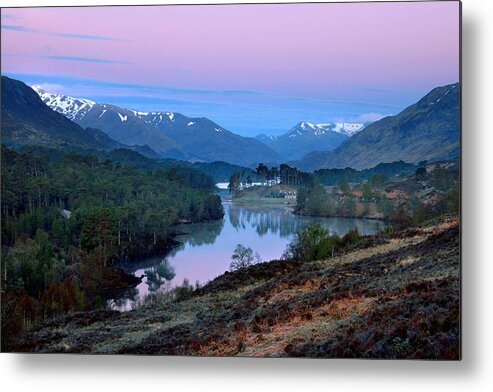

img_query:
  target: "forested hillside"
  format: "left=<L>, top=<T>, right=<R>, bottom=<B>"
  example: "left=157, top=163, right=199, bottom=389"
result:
left=1, top=146, right=223, bottom=349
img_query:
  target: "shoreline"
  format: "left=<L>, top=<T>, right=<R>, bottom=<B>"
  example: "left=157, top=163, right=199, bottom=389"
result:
left=292, top=209, right=388, bottom=223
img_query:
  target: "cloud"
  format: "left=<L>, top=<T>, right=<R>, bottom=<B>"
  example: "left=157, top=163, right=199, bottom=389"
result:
left=0, top=23, right=127, bottom=41
left=355, top=112, right=389, bottom=123
left=356, top=86, right=396, bottom=93
left=1, top=24, right=36, bottom=33
left=31, top=83, right=66, bottom=94
left=0, top=14, right=19, bottom=21
left=5, top=71, right=261, bottom=97
left=52, top=32, right=128, bottom=41
left=40, top=55, right=130, bottom=64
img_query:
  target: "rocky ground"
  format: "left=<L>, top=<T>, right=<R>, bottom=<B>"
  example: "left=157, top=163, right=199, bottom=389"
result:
left=15, top=217, right=460, bottom=359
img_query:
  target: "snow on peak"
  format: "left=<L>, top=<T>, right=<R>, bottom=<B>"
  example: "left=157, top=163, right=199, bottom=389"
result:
left=31, top=85, right=96, bottom=121
left=290, top=121, right=364, bottom=138
left=332, top=122, right=365, bottom=136
left=131, top=109, right=149, bottom=116
left=117, top=112, right=128, bottom=122
left=187, top=121, right=195, bottom=126
left=136, top=111, right=176, bottom=126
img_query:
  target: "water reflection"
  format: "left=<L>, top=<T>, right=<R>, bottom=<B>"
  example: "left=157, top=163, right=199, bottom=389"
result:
left=173, top=219, right=224, bottom=248
left=226, top=203, right=382, bottom=237
left=144, top=260, right=176, bottom=293
left=112, top=202, right=384, bottom=310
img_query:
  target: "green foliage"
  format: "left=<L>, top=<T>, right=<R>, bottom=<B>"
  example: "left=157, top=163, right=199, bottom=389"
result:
left=415, top=167, right=427, bottom=180
left=283, top=223, right=361, bottom=262
left=314, top=161, right=415, bottom=186
left=388, top=203, right=414, bottom=230
left=297, top=159, right=459, bottom=229
left=377, top=196, right=393, bottom=216
left=228, top=172, right=241, bottom=196
left=81, top=208, right=117, bottom=265
left=230, top=244, right=261, bottom=271
left=1, top=146, right=224, bottom=253
left=338, top=180, right=351, bottom=195
left=429, top=166, right=455, bottom=192
left=361, top=182, right=373, bottom=201
left=0, top=145, right=225, bottom=340
left=256, top=163, right=269, bottom=185
left=370, top=173, right=389, bottom=186
left=295, top=182, right=341, bottom=217
left=342, top=228, right=360, bottom=245
left=173, top=278, right=194, bottom=301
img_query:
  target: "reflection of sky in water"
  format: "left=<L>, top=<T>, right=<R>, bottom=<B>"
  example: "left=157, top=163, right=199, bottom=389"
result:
left=110, top=202, right=384, bottom=310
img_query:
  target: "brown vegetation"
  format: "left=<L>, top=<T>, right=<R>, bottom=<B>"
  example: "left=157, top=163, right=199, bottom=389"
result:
left=12, top=216, right=460, bottom=358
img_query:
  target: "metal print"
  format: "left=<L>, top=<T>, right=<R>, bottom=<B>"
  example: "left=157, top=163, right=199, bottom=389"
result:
left=0, top=1, right=461, bottom=358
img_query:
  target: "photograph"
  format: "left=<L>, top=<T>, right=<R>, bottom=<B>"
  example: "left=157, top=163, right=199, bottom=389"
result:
left=1, top=1, right=461, bottom=358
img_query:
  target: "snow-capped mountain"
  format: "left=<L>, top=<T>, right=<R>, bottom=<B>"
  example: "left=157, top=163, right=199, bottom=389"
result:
left=289, top=121, right=364, bottom=137
left=30, top=86, right=188, bottom=159
left=30, top=86, right=280, bottom=166
left=31, top=85, right=96, bottom=122
left=256, top=121, right=364, bottom=161
left=292, top=83, right=460, bottom=171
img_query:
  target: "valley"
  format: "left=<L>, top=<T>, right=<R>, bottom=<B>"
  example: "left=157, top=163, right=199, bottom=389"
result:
left=1, top=75, right=460, bottom=358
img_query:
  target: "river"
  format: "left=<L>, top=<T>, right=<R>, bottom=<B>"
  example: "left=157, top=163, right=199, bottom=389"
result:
left=109, top=200, right=384, bottom=310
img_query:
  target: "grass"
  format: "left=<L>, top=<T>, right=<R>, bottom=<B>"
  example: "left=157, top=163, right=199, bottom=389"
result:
left=231, top=184, right=298, bottom=206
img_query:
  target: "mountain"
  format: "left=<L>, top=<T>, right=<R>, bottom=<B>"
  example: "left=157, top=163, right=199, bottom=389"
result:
left=135, top=112, right=281, bottom=166
left=292, top=83, right=460, bottom=171
left=32, top=87, right=281, bottom=166
left=256, top=121, right=364, bottom=161
left=1, top=77, right=121, bottom=150
left=255, top=133, right=278, bottom=145
left=32, top=85, right=187, bottom=160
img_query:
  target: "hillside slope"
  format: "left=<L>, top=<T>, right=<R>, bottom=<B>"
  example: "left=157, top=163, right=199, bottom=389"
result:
left=293, top=83, right=460, bottom=171
left=146, top=112, right=281, bottom=166
left=1, top=77, right=120, bottom=150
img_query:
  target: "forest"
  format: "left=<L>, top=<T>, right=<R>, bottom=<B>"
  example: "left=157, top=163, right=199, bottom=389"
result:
left=1, top=146, right=223, bottom=348
left=229, top=160, right=459, bottom=230
left=296, top=162, right=460, bottom=228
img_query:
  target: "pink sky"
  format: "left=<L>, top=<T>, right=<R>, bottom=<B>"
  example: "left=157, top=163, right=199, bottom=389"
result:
left=1, top=2, right=460, bottom=135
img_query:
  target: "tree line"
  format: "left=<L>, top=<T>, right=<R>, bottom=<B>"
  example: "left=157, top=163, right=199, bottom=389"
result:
left=228, top=163, right=313, bottom=194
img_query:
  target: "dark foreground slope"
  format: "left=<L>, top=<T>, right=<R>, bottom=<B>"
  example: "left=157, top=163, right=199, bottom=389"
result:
left=16, top=218, right=460, bottom=358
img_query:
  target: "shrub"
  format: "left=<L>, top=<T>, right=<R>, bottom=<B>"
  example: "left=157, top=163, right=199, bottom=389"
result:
left=342, top=228, right=360, bottom=246
left=173, top=278, right=194, bottom=301
left=230, top=244, right=261, bottom=271
left=388, top=202, right=413, bottom=230
left=284, top=224, right=363, bottom=262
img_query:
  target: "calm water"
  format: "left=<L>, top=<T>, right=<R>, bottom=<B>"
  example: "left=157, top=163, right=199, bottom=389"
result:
left=109, top=202, right=384, bottom=310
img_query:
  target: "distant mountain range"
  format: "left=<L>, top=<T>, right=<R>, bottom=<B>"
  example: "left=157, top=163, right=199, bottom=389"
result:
left=291, top=83, right=460, bottom=171
left=31, top=85, right=280, bottom=167
left=2, top=77, right=460, bottom=172
left=256, top=121, right=364, bottom=160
